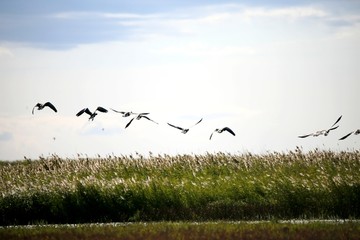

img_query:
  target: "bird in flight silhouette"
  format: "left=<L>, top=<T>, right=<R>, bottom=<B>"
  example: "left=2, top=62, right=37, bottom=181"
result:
left=298, top=115, right=342, bottom=138
left=125, top=113, right=158, bottom=128
left=111, top=108, right=149, bottom=117
left=76, top=107, right=108, bottom=121
left=167, top=118, right=203, bottom=134
left=32, top=102, right=57, bottom=114
left=209, top=127, right=236, bottom=140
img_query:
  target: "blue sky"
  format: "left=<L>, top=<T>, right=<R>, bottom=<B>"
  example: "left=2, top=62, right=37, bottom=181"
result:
left=1, top=0, right=359, bottom=49
left=1, top=0, right=360, bottom=160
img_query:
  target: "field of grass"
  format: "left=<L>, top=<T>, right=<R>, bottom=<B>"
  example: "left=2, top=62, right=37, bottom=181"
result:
left=1, top=148, right=360, bottom=225
left=1, top=221, right=360, bottom=240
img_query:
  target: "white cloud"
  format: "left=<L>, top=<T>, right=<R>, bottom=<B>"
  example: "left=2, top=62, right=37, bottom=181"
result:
left=50, top=5, right=330, bottom=30
left=102, top=13, right=161, bottom=20
left=242, top=6, right=328, bottom=19
left=52, top=11, right=161, bottom=20
left=46, top=5, right=360, bottom=46
left=0, top=47, right=14, bottom=57
left=155, top=43, right=256, bottom=57
left=113, top=6, right=328, bottom=31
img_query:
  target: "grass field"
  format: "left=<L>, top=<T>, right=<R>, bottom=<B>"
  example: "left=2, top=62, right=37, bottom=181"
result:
left=1, top=221, right=360, bottom=240
left=1, top=148, right=360, bottom=225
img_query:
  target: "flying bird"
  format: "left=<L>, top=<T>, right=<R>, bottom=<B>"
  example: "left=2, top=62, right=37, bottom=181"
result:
left=210, top=127, right=236, bottom=140
left=32, top=102, right=57, bottom=114
left=339, top=129, right=360, bottom=140
left=111, top=108, right=149, bottom=117
left=125, top=113, right=158, bottom=128
left=298, top=115, right=342, bottom=138
left=167, top=118, right=203, bottom=134
left=76, top=107, right=108, bottom=121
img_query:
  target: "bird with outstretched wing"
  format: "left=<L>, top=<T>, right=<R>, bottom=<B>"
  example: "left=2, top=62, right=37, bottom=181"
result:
left=167, top=118, right=203, bottom=134
left=210, top=127, right=236, bottom=140
left=32, top=102, right=57, bottom=114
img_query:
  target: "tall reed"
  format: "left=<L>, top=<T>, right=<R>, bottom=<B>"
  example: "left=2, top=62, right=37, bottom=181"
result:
left=1, top=149, right=359, bottom=225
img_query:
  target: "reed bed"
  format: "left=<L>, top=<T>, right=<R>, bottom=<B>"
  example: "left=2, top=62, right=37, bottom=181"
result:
left=1, top=148, right=360, bottom=225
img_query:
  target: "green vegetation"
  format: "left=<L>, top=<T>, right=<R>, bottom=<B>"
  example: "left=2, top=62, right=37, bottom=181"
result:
left=1, top=221, right=360, bottom=240
left=1, top=148, right=360, bottom=225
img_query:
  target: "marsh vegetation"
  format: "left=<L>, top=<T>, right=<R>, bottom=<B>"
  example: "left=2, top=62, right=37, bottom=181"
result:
left=1, top=148, right=360, bottom=225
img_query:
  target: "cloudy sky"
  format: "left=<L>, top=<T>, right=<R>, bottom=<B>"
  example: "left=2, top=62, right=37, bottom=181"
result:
left=1, top=0, right=360, bottom=160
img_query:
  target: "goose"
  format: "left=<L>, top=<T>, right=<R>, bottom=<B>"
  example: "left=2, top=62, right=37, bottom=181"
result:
left=111, top=108, right=149, bottom=117
left=298, top=115, right=342, bottom=138
left=125, top=113, right=158, bottom=128
left=339, top=129, right=360, bottom=140
left=76, top=107, right=108, bottom=121
left=32, top=102, right=57, bottom=114
left=167, top=118, right=203, bottom=134
left=210, top=127, right=236, bottom=140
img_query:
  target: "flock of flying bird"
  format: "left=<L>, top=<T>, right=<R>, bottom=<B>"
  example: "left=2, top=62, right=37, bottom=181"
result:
left=32, top=102, right=236, bottom=140
left=32, top=102, right=359, bottom=141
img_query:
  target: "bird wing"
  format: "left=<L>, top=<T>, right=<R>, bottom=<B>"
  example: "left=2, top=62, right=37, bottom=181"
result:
left=96, top=106, right=108, bottom=113
left=125, top=117, right=135, bottom=128
left=76, top=108, right=91, bottom=117
left=110, top=108, right=125, bottom=114
left=190, top=118, right=203, bottom=128
left=44, top=102, right=57, bottom=113
left=209, top=132, right=215, bottom=140
left=195, top=118, right=203, bottom=125
left=76, top=108, right=86, bottom=117
left=167, top=123, right=185, bottom=131
left=138, top=113, right=150, bottom=116
left=339, top=132, right=353, bottom=140
left=328, top=125, right=339, bottom=131
left=32, top=105, right=37, bottom=115
left=330, top=115, right=342, bottom=128
left=84, top=108, right=92, bottom=115
left=222, top=127, right=236, bottom=136
left=298, top=134, right=312, bottom=138
left=141, top=115, right=158, bottom=124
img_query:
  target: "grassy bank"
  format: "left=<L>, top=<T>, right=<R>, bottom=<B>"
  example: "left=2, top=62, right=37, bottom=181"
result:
left=1, top=221, right=360, bottom=240
left=1, top=148, right=360, bottom=225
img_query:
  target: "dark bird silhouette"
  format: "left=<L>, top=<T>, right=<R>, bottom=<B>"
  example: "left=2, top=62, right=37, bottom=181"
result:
left=298, top=115, right=342, bottom=138
left=111, top=108, right=149, bottom=117
left=125, top=113, right=158, bottom=128
left=339, top=129, right=360, bottom=140
left=76, top=107, right=108, bottom=121
left=32, top=102, right=57, bottom=114
left=210, top=127, right=236, bottom=140
left=167, top=118, right=203, bottom=134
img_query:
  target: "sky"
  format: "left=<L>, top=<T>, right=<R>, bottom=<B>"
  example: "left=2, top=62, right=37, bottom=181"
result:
left=1, top=0, right=360, bottom=160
